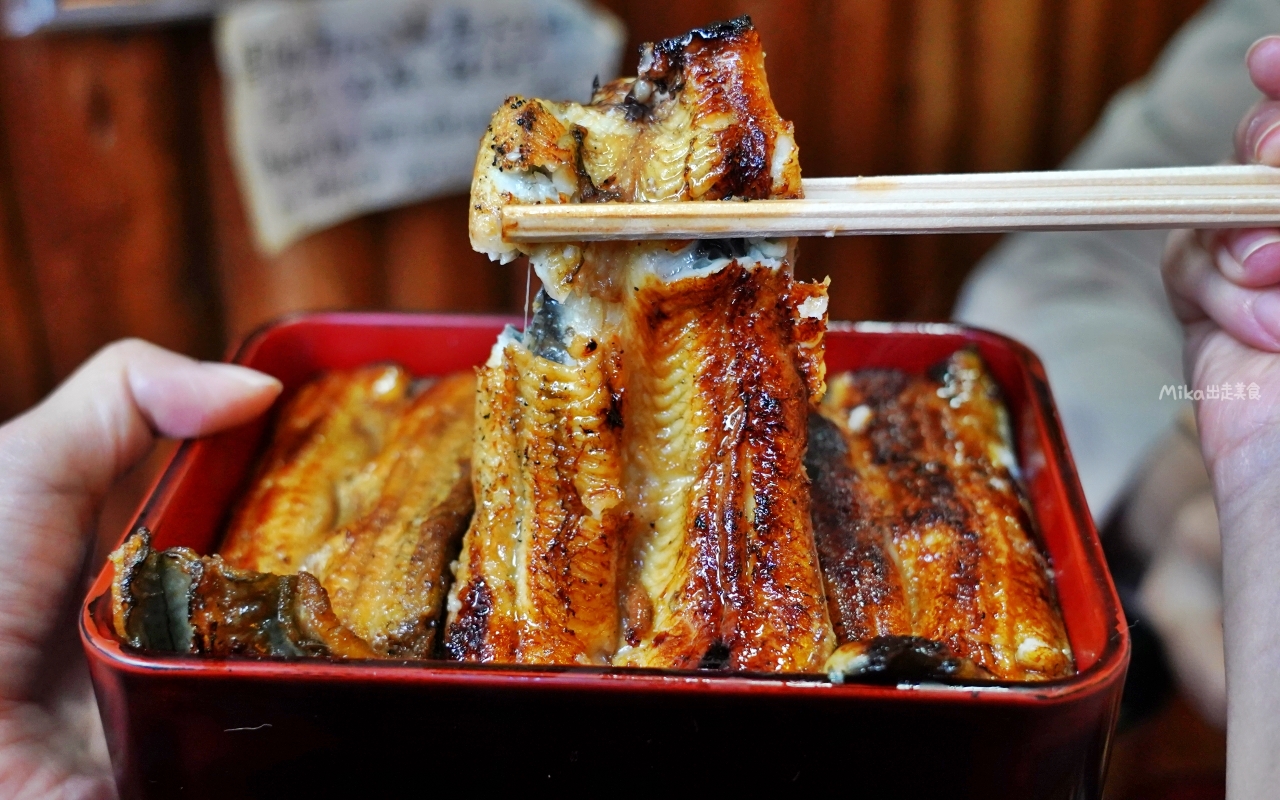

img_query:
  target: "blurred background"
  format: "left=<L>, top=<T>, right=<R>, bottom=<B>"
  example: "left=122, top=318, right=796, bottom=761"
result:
left=0, top=1, right=1227, bottom=797
left=0, top=0, right=1208, bottom=421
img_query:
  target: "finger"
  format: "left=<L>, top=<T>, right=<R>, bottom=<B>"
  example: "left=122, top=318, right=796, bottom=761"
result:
left=1, top=339, right=280, bottom=500
left=1164, top=230, right=1280, bottom=351
left=1247, top=35, right=1280, bottom=100
left=1215, top=228, right=1280, bottom=286
left=1165, top=228, right=1213, bottom=323
left=0, top=340, right=279, bottom=702
left=1234, top=99, right=1280, bottom=165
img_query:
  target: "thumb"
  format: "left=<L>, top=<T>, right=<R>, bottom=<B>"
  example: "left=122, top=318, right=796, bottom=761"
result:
left=0, top=339, right=279, bottom=701
left=0, top=339, right=281, bottom=503
left=1237, top=37, right=1280, bottom=164
left=1248, top=35, right=1280, bottom=100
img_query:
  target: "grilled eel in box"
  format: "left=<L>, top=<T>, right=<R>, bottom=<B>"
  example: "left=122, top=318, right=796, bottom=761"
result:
left=447, top=16, right=835, bottom=671
left=301, top=372, right=475, bottom=657
left=108, top=17, right=1072, bottom=682
left=111, top=530, right=375, bottom=659
left=111, top=369, right=475, bottom=659
left=811, top=351, right=1073, bottom=681
left=220, top=364, right=413, bottom=575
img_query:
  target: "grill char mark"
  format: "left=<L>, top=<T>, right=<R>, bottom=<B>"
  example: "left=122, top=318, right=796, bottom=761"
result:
left=444, top=322, right=626, bottom=666
left=444, top=578, right=497, bottom=662
left=515, top=342, right=626, bottom=665
left=618, top=267, right=741, bottom=668
left=639, top=16, right=777, bottom=201
left=724, top=270, right=833, bottom=671
left=618, top=264, right=833, bottom=671
left=817, top=352, right=1074, bottom=680
left=442, top=355, right=523, bottom=663
left=461, top=17, right=822, bottom=671
left=805, top=412, right=912, bottom=644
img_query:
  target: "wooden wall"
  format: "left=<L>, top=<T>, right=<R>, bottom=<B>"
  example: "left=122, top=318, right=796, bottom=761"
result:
left=0, top=0, right=1208, bottom=421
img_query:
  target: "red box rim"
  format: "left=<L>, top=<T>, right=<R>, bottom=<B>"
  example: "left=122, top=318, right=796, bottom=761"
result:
left=80, top=312, right=1129, bottom=709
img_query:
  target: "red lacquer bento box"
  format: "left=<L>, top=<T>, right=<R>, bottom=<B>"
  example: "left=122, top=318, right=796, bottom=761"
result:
left=80, top=312, right=1129, bottom=799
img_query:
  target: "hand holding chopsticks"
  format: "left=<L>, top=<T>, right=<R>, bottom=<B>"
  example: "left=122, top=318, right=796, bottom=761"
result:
left=500, top=164, right=1280, bottom=242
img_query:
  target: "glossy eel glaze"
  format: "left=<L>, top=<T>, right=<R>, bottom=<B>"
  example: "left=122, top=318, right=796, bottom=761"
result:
left=220, top=365, right=413, bottom=575
left=302, top=372, right=476, bottom=657
left=108, top=17, right=1073, bottom=683
left=448, top=16, right=835, bottom=670
left=812, top=351, right=1073, bottom=681
left=112, top=369, right=476, bottom=659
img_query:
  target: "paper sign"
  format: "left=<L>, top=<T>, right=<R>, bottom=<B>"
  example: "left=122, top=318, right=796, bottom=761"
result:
left=216, top=0, right=624, bottom=253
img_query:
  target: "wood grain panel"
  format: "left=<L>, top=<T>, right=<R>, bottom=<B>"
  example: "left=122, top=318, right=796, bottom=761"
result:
left=1117, top=0, right=1171, bottom=87
left=797, top=0, right=904, bottom=321
left=904, top=0, right=965, bottom=176
left=1170, top=0, right=1212, bottom=31
left=896, top=0, right=966, bottom=320
left=1050, top=0, right=1111, bottom=163
left=380, top=196, right=505, bottom=312
left=195, top=44, right=382, bottom=342
left=970, top=0, right=1048, bottom=172
left=0, top=157, right=48, bottom=419
left=0, top=32, right=216, bottom=378
left=937, top=0, right=1051, bottom=319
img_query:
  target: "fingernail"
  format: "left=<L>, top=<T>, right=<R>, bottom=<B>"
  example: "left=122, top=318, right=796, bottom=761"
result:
left=1215, top=242, right=1245, bottom=282
left=1247, top=35, right=1280, bottom=64
left=1243, top=235, right=1280, bottom=266
left=203, top=362, right=282, bottom=392
left=1231, top=232, right=1280, bottom=268
left=1257, top=119, right=1280, bottom=164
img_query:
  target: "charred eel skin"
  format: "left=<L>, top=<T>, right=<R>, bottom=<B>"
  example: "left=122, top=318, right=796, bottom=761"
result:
left=112, top=529, right=375, bottom=659
left=458, top=16, right=833, bottom=671
left=444, top=297, right=627, bottom=666
left=814, top=351, right=1074, bottom=681
left=805, top=411, right=913, bottom=645
left=615, top=264, right=833, bottom=672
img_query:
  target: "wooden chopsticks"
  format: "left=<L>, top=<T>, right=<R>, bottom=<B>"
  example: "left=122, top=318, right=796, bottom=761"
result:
left=500, top=165, right=1280, bottom=242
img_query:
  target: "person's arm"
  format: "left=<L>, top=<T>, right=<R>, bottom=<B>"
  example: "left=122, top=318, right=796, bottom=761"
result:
left=956, top=0, right=1280, bottom=522
left=0, top=340, right=280, bottom=798
left=1162, top=35, right=1280, bottom=798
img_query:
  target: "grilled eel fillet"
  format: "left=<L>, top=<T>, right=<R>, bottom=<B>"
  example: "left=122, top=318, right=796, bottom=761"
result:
left=303, top=372, right=476, bottom=658
left=810, top=350, right=1073, bottom=681
left=142, top=366, right=476, bottom=660
left=468, top=15, right=802, bottom=287
left=220, top=365, right=412, bottom=575
left=450, top=16, right=834, bottom=671
left=116, top=369, right=475, bottom=660
left=618, top=261, right=830, bottom=671
left=445, top=304, right=627, bottom=664
left=112, top=529, right=374, bottom=659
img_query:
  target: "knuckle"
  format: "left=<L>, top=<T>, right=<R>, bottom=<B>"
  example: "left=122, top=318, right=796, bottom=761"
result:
left=90, top=338, right=158, bottom=375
